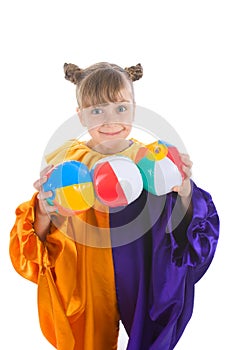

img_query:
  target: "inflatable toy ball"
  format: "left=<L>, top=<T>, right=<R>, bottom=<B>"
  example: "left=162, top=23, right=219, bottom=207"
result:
left=92, top=156, right=143, bottom=207
left=135, top=140, right=186, bottom=196
left=42, top=160, right=95, bottom=216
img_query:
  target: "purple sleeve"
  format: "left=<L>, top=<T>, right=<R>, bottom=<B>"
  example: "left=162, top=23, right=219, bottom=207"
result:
left=169, top=181, right=220, bottom=281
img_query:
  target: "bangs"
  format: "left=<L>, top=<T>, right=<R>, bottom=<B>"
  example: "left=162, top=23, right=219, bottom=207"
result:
left=78, top=69, right=132, bottom=108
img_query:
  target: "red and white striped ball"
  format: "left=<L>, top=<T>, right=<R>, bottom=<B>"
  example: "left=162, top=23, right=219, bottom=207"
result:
left=92, top=156, right=143, bottom=207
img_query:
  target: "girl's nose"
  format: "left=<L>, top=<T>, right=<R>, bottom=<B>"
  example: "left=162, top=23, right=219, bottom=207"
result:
left=103, top=113, right=120, bottom=124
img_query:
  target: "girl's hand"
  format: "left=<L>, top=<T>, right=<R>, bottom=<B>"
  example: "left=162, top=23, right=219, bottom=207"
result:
left=33, top=164, right=57, bottom=241
left=172, top=153, right=193, bottom=198
left=33, top=164, right=57, bottom=216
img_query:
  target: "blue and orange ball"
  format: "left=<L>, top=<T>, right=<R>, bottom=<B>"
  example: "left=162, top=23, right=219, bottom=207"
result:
left=43, top=160, right=95, bottom=216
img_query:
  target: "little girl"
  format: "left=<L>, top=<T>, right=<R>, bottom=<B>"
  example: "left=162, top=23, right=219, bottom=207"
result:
left=10, top=62, right=219, bottom=350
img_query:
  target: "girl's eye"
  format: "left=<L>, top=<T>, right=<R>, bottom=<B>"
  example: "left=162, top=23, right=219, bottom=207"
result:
left=91, top=108, right=103, bottom=115
left=117, top=105, right=127, bottom=113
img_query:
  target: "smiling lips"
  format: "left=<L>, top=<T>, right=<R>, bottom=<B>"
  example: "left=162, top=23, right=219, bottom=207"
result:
left=99, top=129, right=124, bottom=136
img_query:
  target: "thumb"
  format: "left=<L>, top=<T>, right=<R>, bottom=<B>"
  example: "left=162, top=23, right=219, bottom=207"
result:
left=172, top=186, right=179, bottom=192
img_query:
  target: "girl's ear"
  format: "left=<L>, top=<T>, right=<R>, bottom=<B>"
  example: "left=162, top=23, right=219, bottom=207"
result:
left=76, top=107, right=86, bottom=127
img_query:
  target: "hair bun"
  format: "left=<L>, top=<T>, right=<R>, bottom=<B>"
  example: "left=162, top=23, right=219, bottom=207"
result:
left=64, top=63, right=82, bottom=84
left=124, top=63, right=143, bottom=82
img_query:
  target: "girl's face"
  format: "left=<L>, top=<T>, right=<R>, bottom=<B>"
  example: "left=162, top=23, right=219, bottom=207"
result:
left=78, top=85, right=135, bottom=153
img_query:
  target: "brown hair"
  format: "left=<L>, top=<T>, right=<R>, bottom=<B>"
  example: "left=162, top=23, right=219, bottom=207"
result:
left=63, top=62, right=143, bottom=108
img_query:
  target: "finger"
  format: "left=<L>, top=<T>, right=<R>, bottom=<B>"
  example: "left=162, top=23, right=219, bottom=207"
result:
left=179, top=153, right=190, bottom=158
left=38, top=202, right=58, bottom=215
left=40, top=164, right=54, bottom=178
left=43, top=203, right=58, bottom=214
left=180, top=154, right=193, bottom=168
left=33, top=165, right=54, bottom=191
left=172, top=186, right=180, bottom=192
left=184, top=159, right=193, bottom=168
left=181, top=157, right=193, bottom=168
left=37, top=190, right=53, bottom=201
left=33, top=176, right=48, bottom=191
left=182, top=165, right=192, bottom=178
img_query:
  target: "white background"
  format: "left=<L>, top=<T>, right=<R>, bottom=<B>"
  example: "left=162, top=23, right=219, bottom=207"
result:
left=0, top=0, right=232, bottom=349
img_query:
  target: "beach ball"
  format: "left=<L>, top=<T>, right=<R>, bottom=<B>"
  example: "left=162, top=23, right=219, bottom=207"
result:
left=135, top=140, right=186, bottom=196
left=43, top=160, right=95, bottom=216
left=92, top=156, right=143, bottom=207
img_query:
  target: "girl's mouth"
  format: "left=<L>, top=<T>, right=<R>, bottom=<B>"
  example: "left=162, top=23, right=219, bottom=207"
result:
left=99, top=129, right=123, bottom=136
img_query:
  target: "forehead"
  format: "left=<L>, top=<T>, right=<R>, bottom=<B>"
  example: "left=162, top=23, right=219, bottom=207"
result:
left=79, top=73, right=134, bottom=108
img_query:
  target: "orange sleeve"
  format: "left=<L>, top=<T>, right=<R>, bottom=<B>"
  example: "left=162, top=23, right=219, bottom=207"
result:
left=9, top=193, right=66, bottom=283
left=9, top=193, right=45, bottom=283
